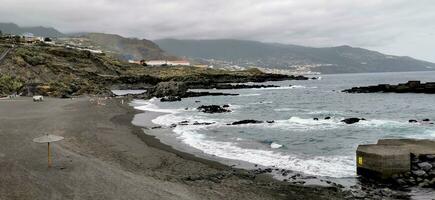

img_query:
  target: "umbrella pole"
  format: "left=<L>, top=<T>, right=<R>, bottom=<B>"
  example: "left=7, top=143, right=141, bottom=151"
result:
left=48, top=142, right=51, bottom=168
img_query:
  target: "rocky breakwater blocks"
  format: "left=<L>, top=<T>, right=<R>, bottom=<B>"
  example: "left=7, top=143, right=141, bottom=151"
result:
left=356, top=144, right=410, bottom=180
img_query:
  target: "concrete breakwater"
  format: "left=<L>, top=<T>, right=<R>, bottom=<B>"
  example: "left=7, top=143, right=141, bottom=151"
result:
left=357, top=139, right=435, bottom=188
left=343, top=81, right=435, bottom=94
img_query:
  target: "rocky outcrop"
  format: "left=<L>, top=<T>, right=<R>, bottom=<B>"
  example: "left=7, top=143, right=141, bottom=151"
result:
left=147, top=81, right=188, bottom=98
left=230, top=120, right=264, bottom=125
left=183, top=91, right=238, bottom=98
left=343, top=81, right=435, bottom=94
left=197, top=105, right=231, bottom=113
left=191, top=84, right=280, bottom=90
left=341, top=118, right=365, bottom=124
left=160, top=96, right=181, bottom=102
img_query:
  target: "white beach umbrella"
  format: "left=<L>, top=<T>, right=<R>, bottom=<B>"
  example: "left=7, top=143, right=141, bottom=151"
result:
left=33, top=134, right=64, bottom=168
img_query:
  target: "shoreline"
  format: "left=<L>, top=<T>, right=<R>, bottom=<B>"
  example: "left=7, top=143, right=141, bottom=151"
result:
left=128, top=104, right=339, bottom=185
left=125, top=96, right=434, bottom=199
left=126, top=105, right=231, bottom=170
left=0, top=96, right=351, bottom=199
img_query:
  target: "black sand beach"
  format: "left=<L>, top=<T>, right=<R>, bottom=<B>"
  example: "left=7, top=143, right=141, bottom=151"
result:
left=0, top=97, right=349, bottom=199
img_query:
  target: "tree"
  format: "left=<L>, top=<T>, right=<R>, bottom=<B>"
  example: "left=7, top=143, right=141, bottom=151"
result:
left=14, top=35, right=21, bottom=43
left=0, top=75, right=23, bottom=95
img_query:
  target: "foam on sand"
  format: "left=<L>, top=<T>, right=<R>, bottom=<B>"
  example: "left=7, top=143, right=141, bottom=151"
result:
left=132, top=98, right=180, bottom=114
left=171, top=124, right=355, bottom=178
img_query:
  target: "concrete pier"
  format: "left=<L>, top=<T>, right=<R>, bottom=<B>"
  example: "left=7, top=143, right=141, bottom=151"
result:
left=356, top=139, right=435, bottom=180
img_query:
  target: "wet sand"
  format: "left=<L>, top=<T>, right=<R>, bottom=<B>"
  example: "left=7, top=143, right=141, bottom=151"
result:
left=0, top=97, right=349, bottom=200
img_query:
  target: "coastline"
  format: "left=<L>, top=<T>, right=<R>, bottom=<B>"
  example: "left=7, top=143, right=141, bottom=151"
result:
left=0, top=96, right=350, bottom=200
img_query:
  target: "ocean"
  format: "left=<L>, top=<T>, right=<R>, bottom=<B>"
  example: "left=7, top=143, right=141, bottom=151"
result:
left=130, top=71, right=435, bottom=180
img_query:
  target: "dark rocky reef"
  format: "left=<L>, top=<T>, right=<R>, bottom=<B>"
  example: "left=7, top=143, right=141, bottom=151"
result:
left=160, top=96, right=181, bottom=102
left=197, top=105, right=231, bottom=113
left=146, top=81, right=188, bottom=98
left=190, top=84, right=280, bottom=90
left=144, top=81, right=239, bottom=101
left=230, top=120, right=264, bottom=125
left=341, top=118, right=366, bottom=124
left=183, top=91, right=238, bottom=98
left=343, top=81, right=435, bottom=94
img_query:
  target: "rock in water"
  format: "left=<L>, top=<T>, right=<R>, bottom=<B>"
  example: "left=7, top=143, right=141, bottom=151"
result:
left=197, top=105, right=231, bottom=113
left=231, top=120, right=263, bottom=125
left=160, top=96, right=182, bottom=102
left=147, top=81, right=188, bottom=98
left=409, top=119, right=418, bottom=123
left=341, top=118, right=362, bottom=124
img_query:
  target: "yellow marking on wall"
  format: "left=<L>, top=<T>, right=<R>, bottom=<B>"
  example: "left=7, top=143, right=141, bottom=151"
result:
left=358, top=156, right=363, bottom=165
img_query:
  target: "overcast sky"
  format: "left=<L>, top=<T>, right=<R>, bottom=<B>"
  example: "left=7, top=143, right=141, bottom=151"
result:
left=1, top=0, right=434, bottom=62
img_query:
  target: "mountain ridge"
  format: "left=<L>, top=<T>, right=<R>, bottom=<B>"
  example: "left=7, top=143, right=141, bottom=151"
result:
left=0, top=22, right=64, bottom=37
left=155, top=39, right=435, bottom=74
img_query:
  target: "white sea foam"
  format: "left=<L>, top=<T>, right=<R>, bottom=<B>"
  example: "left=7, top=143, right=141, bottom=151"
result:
left=356, top=119, right=409, bottom=128
left=258, top=117, right=411, bottom=131
left=239, top=93, right=262, bottom=97
left=406, top=130, right=435, bottom=139
left=132, top=98, right=180, bottom=114
left=274, top=108, right=295, bottom=112
left=249, top=101, right=273, bottom=105
left=170, top=125, right=355, bottom=177
left=272, top=117, right=343, bottom=130
left=131, top=99, right=414, bottom=178
left=270, top=142, right=283, bottom=149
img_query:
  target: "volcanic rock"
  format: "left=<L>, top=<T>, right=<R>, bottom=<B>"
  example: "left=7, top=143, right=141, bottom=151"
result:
left=197, top=105, right=231, bottom=113
left=231, top=120, right=263, bottom=125
left=341, top=118, right=363, bottom=124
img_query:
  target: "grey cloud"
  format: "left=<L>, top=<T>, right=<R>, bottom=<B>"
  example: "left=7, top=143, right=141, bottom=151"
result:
left=0, top=0, right=434, bottom=61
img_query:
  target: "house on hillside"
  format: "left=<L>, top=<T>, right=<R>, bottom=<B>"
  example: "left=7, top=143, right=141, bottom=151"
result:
left=21, top=33, right=44, bottom=44
left=145, top=60, right=191, bottom=66
left=145, top=60, right=167, bottom=66
left=167, top=60, right=190, bottom=66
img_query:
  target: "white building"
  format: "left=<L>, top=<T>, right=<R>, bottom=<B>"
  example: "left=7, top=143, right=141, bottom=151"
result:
left=167, top=60, right=190, bottom=66
left=145, top=60, right=191, bottom=66
left=22, top=33, right=44, bottom=43
left=146, top=60, right=167, bottom=66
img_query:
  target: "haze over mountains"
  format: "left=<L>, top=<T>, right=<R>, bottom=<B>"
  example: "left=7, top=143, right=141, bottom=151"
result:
left=2, top=22, right=434, bottom=74
left=156, top=39, right=435, bottom=74
left=70, top=33, right=175, bottom=61
left=0, top=22, right=64, bottom=37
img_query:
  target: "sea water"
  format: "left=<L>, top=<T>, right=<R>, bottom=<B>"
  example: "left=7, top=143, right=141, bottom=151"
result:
left=131, top=71, right=435, bottom=179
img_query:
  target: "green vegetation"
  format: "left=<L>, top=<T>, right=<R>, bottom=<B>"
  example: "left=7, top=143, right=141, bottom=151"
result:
left=0, top=75, right=23, bottom=96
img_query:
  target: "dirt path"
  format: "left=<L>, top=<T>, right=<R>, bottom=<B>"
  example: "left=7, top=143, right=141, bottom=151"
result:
left=0, top=47, right=11, bottom=63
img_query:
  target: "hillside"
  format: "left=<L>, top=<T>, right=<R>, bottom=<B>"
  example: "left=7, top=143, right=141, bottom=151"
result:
left=0, top=22, right=64, bottom=37
left=59, top=33, right=175, bottom=61
left=0, top=40, right=293, bottom=97
left=155, top=39, right=435, bottom=74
